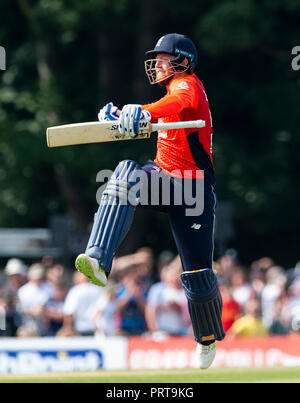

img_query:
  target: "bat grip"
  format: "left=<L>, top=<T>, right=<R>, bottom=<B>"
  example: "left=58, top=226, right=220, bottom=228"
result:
left=151, top=120, right=206, bottom=132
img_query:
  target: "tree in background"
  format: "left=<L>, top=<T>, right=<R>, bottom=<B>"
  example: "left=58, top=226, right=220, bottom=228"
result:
left=0, top=0, right=299, bottom=266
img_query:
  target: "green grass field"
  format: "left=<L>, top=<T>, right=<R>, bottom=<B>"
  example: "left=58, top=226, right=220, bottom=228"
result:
left=0, top=366, right=300, bottom=383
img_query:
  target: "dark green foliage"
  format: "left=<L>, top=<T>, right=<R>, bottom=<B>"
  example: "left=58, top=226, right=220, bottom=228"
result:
left=0, top=0, right=299, bottom=265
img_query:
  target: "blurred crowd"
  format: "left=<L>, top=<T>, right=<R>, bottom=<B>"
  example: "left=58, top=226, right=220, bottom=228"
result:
left=0, top=248, right=300, bottom=339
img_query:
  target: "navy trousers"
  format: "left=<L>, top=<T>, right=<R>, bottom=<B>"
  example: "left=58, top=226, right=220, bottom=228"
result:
left=140, top=161, right=216, bottom=271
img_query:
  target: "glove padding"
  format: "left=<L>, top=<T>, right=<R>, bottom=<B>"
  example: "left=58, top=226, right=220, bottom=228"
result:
left=119, top=104, right=151, bottom=138
left=98, top=102, right=121, bottom=121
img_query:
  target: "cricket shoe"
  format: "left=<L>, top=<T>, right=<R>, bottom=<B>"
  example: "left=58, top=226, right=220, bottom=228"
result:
left=75, top=254, right=107, bottom=287
left=196, top=341, right=216, bottom=369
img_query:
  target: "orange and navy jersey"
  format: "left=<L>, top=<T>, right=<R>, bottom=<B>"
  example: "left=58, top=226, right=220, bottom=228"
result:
left=143, top=74, right=214, bottom=181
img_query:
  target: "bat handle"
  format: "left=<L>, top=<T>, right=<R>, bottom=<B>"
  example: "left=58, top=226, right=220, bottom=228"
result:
left=150, top=120, right=206, bottom=132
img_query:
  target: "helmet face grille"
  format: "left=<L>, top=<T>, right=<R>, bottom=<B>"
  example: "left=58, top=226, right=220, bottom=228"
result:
left=144, top=58, right=189, bottom=85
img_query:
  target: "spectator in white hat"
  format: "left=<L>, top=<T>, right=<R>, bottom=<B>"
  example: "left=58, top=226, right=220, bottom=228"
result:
left=17, top=263, right=51, bottom=336
left=0, top=258, right=27, bottom=336
left=4, top=258, right=27, bottom=296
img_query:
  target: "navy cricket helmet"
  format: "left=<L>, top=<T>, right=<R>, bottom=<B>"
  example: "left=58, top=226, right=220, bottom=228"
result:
left=145, top=33, right=198, bottom=81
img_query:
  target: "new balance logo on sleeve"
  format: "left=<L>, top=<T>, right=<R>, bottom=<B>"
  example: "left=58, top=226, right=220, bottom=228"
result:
left=191, top=223, right=201, bottom=230
left=176, top=81, right=189, bottom=90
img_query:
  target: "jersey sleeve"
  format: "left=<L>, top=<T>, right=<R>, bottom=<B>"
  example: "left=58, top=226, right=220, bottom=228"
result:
left=143, top=77, right=197, bottom=119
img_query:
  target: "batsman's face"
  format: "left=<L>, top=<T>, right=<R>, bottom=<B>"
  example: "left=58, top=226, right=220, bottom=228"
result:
left=155, top=53, right=174, bottom=82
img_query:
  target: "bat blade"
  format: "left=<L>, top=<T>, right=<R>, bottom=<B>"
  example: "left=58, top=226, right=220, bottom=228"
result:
left=46, top=121, right=150, bottom=147
left=46, top=119, right=206, bottom=148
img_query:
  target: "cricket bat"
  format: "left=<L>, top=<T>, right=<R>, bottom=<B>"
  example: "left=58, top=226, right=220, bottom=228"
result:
left=46, top=120, right=206, bottom=148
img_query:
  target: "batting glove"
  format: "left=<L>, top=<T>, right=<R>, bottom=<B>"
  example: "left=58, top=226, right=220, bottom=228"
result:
left=119, top=104, right=151, bottom=138
left=98, top=102, right=121, bottom=121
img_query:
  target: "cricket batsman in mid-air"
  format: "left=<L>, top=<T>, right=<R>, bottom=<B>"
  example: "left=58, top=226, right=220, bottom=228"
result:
left=75, top=33, right=225, bottom=369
